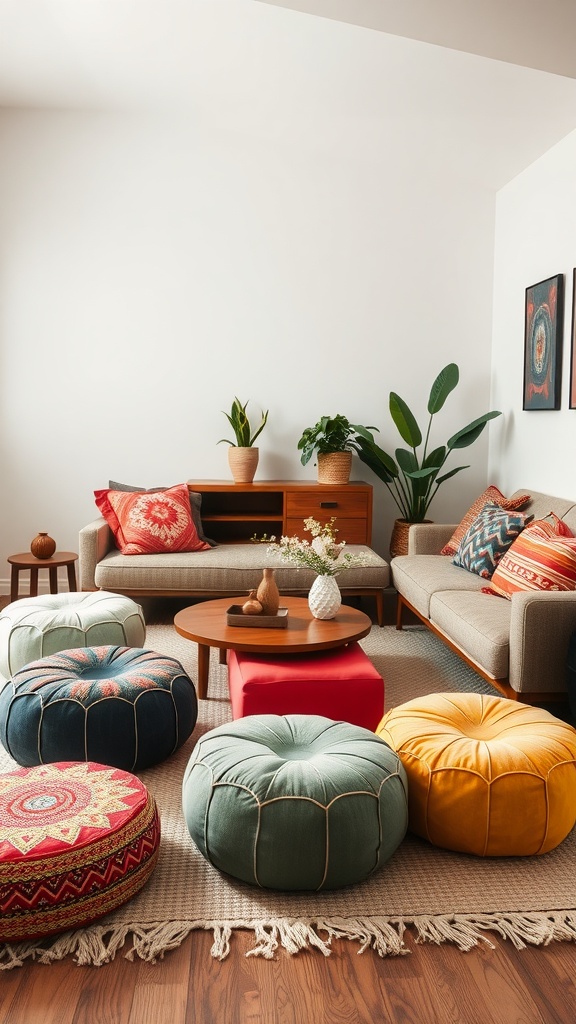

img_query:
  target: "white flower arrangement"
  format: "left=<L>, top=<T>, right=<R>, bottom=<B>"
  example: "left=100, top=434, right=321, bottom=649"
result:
left=265, top=518, right=372, bottom=577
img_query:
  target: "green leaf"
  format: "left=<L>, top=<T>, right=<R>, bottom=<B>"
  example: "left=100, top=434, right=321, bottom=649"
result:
left=395, top=448, right=419, bottom=474
left=435, top=465, right=469, bottom=484
left=422, top=445, right=446, bottom=470
left=447, top=410, right=501, bottom=450
left=350, top=423, right=378, bottom=441
left=389, top=394, right=422, bottom=448
left=355, top=438, right=398, bottom=482
left=427, top=363, right=459, bottom=415
left=404, top=465, right=441, bottom=480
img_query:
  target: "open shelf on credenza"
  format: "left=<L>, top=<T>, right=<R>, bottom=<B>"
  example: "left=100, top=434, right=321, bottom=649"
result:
left=188, top=480, right=373, bottom=546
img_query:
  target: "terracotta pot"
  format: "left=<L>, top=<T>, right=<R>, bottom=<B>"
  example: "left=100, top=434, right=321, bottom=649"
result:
left=228, top=447, right=259, bottom=484
left=317, top=451, right=352, bottom=485
left=389, top=518, right=432, bottom=558
left=30, top=533, right=56, bottom=559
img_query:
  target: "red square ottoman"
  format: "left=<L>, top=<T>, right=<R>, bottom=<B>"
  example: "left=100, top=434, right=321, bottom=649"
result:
left=227, top=642, right=384, bottom=730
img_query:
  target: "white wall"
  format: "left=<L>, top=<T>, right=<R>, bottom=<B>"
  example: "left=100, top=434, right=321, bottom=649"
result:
left=0, top=109, right=497, bottom=589
left=489, top=128, right=576, bottom=499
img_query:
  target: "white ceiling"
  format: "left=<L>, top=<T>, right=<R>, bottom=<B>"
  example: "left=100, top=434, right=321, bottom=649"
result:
left=259, top=0, right=576, bottom=79
left=1, top=0, right=576, bottom=190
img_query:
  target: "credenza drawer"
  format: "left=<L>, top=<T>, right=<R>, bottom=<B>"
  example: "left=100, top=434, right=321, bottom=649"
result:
left=285, top=518, right=369, bottom=545
left=285, top=490, right=368, bottom=519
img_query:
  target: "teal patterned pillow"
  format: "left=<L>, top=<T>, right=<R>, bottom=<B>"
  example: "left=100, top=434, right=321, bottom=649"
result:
left=453, top=502, right=530, bottom=579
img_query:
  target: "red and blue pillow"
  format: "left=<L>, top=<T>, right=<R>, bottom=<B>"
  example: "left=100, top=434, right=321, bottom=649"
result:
left=452, top=502, right=531, bottom=579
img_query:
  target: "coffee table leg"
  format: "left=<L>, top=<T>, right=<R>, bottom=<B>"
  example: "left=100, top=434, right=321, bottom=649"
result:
left=197, top=643, right=210, bottom=700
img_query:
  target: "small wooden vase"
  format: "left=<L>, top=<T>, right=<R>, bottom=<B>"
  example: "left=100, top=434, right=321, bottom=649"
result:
left=30, top=532, right=56, bottom=559
left=256, top=568, right=280, bottom=615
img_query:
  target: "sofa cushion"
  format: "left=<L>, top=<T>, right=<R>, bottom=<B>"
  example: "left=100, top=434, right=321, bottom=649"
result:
left=95, top=484, right=210, bottom=555
left=94, top=543, right=390, bottom=594
left=391, top=554, right=485, bottom=619
left=429, top=590, right=511, bottom=679
left=452, top=502, right=530, bottom=579
left=440, top=486, right=531, bottom=557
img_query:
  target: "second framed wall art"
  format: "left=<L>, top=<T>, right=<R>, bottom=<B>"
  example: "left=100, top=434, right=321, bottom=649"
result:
left=523, top=273, right=564, bottom=411
left=570, top=269, right=576, bottom=410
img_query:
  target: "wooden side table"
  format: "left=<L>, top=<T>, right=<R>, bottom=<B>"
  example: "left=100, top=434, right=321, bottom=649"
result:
left=7, top=552, right=78, bottom=602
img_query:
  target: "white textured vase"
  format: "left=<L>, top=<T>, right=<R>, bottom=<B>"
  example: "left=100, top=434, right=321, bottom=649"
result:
left=308, top=575, right=342, bottom=620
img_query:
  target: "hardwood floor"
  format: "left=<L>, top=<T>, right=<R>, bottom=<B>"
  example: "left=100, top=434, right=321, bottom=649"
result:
left=1, top=593, right=575, bottom=1022
left=2, top=928, right=576, bottom=1024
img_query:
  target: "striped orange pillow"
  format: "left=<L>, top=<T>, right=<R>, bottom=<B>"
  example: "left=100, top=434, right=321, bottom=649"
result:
left=441, top=487, right=531, bottom=557
left=489, top=524, right=576, bottom=599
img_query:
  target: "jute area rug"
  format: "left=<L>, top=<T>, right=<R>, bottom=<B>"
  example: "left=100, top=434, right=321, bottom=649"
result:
left=2, top=622, right=576, bottom=969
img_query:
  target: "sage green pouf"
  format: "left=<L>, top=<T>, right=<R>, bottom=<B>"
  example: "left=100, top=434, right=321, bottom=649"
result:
left=182, top=714, right=408, bottom=891
left=0, top=591, right=146, bottom=680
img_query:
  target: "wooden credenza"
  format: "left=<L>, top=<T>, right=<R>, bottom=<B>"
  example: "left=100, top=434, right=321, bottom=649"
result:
left=187, top=480, right=373, bottom=546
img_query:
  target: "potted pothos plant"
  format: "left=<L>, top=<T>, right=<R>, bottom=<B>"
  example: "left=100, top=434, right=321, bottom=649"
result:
left=353, top=363, right=501, bottom=554
left=218, top=397, right=269, bottom=484
left=297, top=415, right=377, bottom=485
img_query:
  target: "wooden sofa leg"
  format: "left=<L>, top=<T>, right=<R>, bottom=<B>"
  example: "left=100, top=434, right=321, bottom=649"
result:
left=396, top=595, right=404, bottom=631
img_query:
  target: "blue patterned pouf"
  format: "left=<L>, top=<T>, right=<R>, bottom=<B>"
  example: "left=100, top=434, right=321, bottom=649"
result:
left=0, top=645, right=198, bottom=771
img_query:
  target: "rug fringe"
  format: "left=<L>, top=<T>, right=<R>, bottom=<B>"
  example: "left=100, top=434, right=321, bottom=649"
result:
left=2, top=912, right=576, bottom=968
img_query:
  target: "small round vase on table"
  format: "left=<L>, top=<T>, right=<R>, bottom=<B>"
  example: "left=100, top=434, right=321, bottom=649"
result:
left=30, top=533, right=56, bottom=560
left=308, top=575, right=341, bottom=619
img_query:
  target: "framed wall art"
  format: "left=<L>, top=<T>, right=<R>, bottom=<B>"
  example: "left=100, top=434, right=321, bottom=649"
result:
left=570, top=269, right=576, bottom=409
left=523, top=273, right=564, bottom=411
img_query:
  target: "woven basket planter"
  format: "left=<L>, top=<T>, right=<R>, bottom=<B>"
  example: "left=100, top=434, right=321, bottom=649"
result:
left=390, top=518, right=432, bottom=558
left=228, top=447, right=259, bottom=484
left=317, top=451, right=352, bottom=485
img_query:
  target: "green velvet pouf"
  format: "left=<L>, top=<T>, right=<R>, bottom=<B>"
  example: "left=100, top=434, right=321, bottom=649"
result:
left=182, top=714, right=408, bottom=891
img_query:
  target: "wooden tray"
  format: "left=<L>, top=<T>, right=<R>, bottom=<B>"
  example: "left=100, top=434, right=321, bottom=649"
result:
left=226, top=606, right=289, bottom=629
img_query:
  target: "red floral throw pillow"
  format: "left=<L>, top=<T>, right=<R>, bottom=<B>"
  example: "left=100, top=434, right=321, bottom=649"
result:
left=440, top=486, right=531, bottom=557
left=94, top=483, right=210, bottom=555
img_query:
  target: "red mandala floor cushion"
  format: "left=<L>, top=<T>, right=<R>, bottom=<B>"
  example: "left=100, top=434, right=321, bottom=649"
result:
left=0, top=761, right=160, bottom=943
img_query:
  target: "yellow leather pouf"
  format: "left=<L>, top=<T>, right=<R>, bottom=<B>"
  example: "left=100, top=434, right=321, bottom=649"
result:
left=378, top=693, right=576, bottom=857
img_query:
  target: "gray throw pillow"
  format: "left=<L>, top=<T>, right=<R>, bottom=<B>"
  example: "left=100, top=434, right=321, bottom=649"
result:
left=108, top=481, right=217, bottom=547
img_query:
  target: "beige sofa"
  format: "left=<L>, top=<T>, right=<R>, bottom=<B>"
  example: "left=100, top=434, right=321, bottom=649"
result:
left=391, top=489, right=576, bottom=702
left=79, top=518, right=390, bottom=624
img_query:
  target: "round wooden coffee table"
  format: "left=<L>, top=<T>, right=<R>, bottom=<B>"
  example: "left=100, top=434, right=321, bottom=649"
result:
left=174, top=596, right=372, bottom=700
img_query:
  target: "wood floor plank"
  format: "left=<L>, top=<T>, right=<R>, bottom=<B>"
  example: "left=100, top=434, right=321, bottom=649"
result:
left=506, top=942, right=576, bottom=1024
left=127, top=939, right=191, bottom=1024
left=3, top=958, right=86, bottom=1024
left=2, top=916, right=576, bottom=1022
left=70, top=951, right=140, bottom=1024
